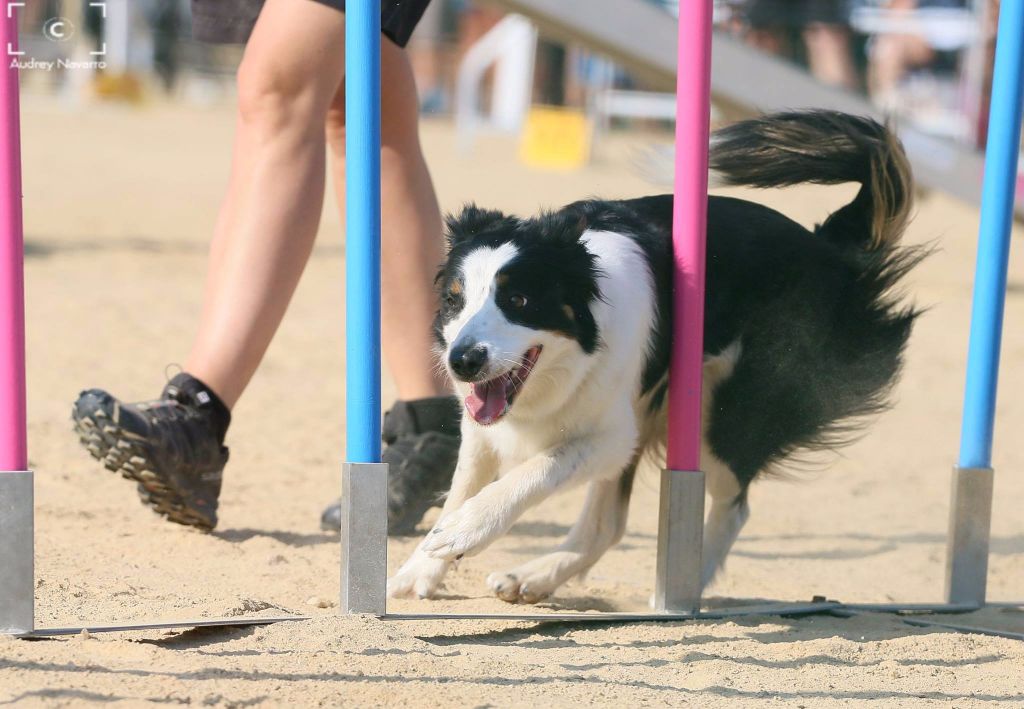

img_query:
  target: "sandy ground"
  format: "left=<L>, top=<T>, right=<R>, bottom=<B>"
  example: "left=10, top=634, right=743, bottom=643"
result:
left=1, top=91, right=1023, bottom=706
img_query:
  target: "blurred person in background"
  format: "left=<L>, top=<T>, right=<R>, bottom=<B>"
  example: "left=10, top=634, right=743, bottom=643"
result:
left=738, top=0, right=860, bottom=89
left=405, top=0, right=447, bottom=113
left=149, top=0, right=184, bottom=92
left=72, top=0, right=461, bottom=536
left=975, top=0, right=1000, bottom=146
left=865, top=0, right=971, bottom=112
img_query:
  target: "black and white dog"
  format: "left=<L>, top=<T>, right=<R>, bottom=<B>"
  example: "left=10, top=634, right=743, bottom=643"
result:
left=388, top=111, right=922, bottom=603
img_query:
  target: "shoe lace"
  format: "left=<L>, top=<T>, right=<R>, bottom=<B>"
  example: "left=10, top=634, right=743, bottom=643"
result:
left=163, top=362, right=184, bottom=383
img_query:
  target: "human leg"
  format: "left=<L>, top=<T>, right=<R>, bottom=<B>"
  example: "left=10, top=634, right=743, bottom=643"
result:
left=185, top=0, right=347, bottom=408
left=319, top=37, right=460, bottom=535
left=803, top=23, right=859, bottom=90
left=74, top=0, right=348, bottom=529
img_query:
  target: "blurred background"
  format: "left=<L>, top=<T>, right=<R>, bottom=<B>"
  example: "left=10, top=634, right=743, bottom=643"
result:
left=12, top=0, right=1020, bottom=158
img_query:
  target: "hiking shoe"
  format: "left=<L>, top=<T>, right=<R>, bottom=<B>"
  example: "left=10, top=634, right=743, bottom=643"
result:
left=321, top=396, right=461, bottom=535
left=72, top=373, right=230, bottom=531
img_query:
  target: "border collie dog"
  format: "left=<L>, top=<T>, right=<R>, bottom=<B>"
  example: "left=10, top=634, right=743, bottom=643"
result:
left=388, top=111, right=922, bottom=603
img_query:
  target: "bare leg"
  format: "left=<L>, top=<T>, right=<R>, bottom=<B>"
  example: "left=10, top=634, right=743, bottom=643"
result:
left=184, top=0, right=346, bottom=407
left=803, top=24, right=859, bottom=90
left=315, top=37, right=451, bottom=534
left=745, top=28, right=788, bottom=58
left=867, top=32, right=935, bottom=109
left=326, top=41, right=449, bottom=401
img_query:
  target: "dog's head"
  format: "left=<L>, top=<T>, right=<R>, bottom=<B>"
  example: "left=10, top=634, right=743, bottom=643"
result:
left=435, top=204, right=602, bottom=426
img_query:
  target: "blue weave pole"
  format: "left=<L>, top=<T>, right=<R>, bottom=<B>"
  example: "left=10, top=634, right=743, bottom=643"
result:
left=345, top=0, right=382, bottom=463
left=958, top=0, right=1024, bottom=470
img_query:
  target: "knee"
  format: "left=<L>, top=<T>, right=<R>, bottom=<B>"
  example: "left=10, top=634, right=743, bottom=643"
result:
left=324, top=95, right=420, bottom=162
left=236, top=53, right=326, bottom=140
left=325, top=43, right=421, bottom=159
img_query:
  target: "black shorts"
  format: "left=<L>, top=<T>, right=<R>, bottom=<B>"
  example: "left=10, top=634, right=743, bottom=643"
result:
left=191, top=0, right=432, bottom=47
left=744, top=0, right=850, bottom=28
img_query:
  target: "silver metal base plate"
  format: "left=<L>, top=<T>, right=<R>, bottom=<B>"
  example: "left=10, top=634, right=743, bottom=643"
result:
left=0, top=470, right=33, bottom=635
left=945, top=466, right=994, bottom=605
left=340, top=462, right=388, bottom=615
left=654, top=468, right=705, bottom=612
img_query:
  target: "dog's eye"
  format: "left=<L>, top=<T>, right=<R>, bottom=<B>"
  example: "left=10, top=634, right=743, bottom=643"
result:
left=509, top=294, right=528, bottom=309
left=444, top=293, right=458, bottom=308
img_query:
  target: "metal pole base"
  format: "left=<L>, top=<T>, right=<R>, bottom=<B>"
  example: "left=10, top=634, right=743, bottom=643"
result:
left=654, top=468, right=704, bottom=613
left=0, top=470, right=33, bottom=635
left=340, top=462, right=388, bottom=615
left=944, top=465, right=994, bottom=606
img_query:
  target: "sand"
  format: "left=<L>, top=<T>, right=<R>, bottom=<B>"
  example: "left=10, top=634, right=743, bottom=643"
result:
left=2, top=91, right=1022, bottom=707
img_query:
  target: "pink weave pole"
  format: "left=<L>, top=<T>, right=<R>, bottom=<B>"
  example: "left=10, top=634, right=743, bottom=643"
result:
left=666, top=1, right=712, bottom=471
left=653, top=0, right=713, bottom=613
left=0, top=7, right=27, bottom=473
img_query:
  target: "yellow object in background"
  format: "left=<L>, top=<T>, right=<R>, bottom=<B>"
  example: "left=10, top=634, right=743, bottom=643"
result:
left=92, top=72, right=145, bottom=103
left=519, top=106, right=591, bottom=171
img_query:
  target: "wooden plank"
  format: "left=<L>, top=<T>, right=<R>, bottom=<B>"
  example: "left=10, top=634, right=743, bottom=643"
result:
left=484, top=0, right=1009, bottom=214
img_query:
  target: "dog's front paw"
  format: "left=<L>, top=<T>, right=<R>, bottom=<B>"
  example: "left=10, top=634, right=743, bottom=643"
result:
left=386, top=551, right=449, bottom=600
left=486, top=570, right=553, bottom=604
left=421, top=500, right=502, bottom=561
left=487, top=553, right=579, bottom=604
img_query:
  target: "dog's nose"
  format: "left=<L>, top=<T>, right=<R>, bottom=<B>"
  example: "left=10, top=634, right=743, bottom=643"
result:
left=449, top=343, right=489, bottom=380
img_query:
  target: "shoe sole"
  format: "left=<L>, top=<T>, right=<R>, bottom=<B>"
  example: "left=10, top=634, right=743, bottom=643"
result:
left=72, top=406, right=215, bottom=531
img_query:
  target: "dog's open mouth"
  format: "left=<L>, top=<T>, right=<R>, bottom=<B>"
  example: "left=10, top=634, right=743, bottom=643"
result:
left=464, top=346, right=542, bottom=425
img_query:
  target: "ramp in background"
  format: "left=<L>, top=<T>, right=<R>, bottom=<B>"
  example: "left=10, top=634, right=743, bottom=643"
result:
left=484, top=0, right=1008, bottom=215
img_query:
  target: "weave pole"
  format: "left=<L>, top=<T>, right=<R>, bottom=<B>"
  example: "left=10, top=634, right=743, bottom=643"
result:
left=340, top=0, right=388, bottom=615
left=0, top=5, right=34, bottom=635
left=945, top=0, right=1024, bottom=606
left=654, top=0, right=712, bottom=613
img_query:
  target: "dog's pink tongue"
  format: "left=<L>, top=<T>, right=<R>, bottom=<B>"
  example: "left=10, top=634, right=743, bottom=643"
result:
left=466, top=377, right=509, bottom=425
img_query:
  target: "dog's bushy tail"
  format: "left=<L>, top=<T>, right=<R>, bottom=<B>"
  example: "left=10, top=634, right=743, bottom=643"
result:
left=709, top=110, right=912, bottom=251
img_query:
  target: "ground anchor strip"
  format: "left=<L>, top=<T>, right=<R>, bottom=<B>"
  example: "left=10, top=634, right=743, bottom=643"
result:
left=14, top=600, right=1022, bottom=639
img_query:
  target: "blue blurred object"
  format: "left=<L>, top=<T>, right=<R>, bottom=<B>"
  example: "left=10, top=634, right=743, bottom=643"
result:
left=958, top=0, right=1024, bottom=469
left=345, top=0, right=382, bottom=464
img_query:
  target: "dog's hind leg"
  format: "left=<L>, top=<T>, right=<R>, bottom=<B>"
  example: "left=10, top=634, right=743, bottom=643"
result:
left=486, top=462, right=637, bottom=604
left=701, top=452, right=749, bottom=589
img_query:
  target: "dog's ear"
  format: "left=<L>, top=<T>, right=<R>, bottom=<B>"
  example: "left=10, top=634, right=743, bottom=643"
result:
left=445, top=203, right=513, bottom=249
left=539, top=207, right=590, bottom=245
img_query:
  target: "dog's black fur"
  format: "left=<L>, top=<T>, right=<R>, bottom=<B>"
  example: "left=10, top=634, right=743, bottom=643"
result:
left=390, top=111, right=924, bottom=602
left=440, top=207, right=604, bottom=354
left=438, top=111, right=922, bottom=497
